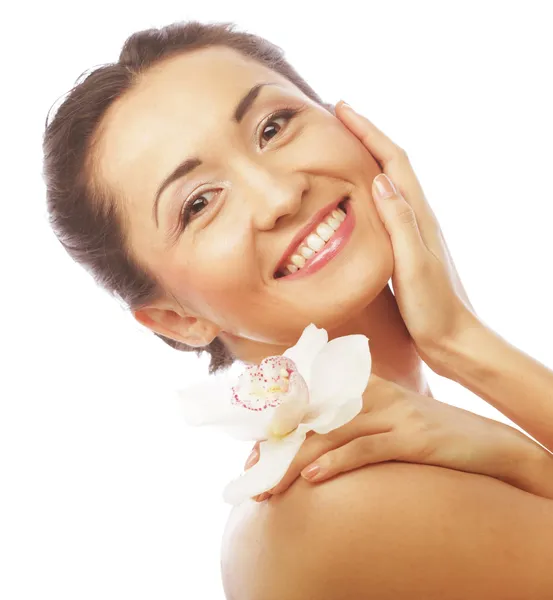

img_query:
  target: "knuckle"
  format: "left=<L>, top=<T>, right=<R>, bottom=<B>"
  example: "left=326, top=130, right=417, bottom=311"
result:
left=395, top=204, right=417, bottom=226
left=401, top=429, right=433, bottom=461
left=339, top=439, right=360, bottom=462
left=358, top=436, right=379, bottom=458
left=397, top=146, right=410, bottom=161
left=314, top=431, right=341, bottom=453
left=403, top=405, right=428, bottom=431
left=320, top=430, right=340, bottom=447
left=341, top=437, right=370, bottom=462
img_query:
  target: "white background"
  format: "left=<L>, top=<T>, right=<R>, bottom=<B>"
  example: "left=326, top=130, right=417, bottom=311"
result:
left=1, top=1, right=552, bottom=598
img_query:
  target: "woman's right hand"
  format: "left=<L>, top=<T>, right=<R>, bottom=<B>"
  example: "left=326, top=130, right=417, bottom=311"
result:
left=245, top=374, right=553, bottom=501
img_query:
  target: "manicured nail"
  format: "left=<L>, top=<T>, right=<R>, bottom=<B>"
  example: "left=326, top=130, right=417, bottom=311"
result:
left=339, top=100, right=354, bottom=112
left=373, top=173, right=396, bottom=201
left=245, top=448, right=259, bottom=469
left=301, top=463, right=323, bottom=480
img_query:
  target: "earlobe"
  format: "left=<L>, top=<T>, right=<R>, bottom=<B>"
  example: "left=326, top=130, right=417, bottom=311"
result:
left=133, top=306, right=219, bottom=348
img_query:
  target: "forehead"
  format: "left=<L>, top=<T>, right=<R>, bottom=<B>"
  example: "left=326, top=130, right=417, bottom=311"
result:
left=96, top=46, right=300, bottom=188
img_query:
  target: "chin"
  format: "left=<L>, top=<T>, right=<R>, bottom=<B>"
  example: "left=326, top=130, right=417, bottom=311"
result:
left=326, top=272, right=391, bottom=330
left=286, top=253, right=393, bottom=337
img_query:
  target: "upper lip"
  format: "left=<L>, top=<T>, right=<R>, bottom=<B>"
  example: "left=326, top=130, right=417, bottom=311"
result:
left=274, top=196, right=347, bottom=276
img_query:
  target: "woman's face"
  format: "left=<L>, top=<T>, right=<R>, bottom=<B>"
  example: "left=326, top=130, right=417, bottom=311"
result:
left=96, top=46, right=393, bottom=350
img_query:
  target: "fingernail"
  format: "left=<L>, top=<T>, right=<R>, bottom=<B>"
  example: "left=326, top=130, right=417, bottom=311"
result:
left=245, top=448, right=259, bottom=469
left=256, top=492, right=270, bottom=502
left=373, top=173, right=396, bottom=201
left=339, top=100, right=354, bottom=112
left=301, top=463, right=322, bottom=480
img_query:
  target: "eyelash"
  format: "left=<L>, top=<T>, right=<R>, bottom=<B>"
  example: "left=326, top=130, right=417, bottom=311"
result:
left=178, top=106, right=303, bottom=230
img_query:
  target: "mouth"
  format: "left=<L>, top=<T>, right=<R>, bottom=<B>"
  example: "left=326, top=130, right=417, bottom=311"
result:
left=273, top=196, right=352, bottom=280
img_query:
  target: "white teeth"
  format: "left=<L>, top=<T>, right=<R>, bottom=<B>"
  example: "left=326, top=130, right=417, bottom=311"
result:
left=290, top=254, right=306, bottom=268
left=299, top=245, right=315, bottom=259
left=279, top=203, right=349, bottom=277
left=327, top=216, right=341, bottom=231
left=305, top=233, right=326, bottom=252
left=316, top=223, right=334, bottom=242
left=334, top=208, right=346, bottom=222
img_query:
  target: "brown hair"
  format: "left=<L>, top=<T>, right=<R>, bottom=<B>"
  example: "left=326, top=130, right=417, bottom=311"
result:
left=42, top=20, right=332, bottom=373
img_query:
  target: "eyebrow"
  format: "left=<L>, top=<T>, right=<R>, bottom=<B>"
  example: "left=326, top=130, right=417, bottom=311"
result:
left=153, top=81, right=282, bottom=227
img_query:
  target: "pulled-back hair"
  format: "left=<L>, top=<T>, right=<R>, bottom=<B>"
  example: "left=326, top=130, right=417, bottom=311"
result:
left=43, top=20, right=332, bottom=373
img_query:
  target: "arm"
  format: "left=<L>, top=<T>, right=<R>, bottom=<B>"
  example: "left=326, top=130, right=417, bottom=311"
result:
left=247, top=462, right=553, bottom=600
left=242, top=372, right=553, bottom=505
left=333, top=104, right=552, bottom=453
left=432, top=321, right=553, bottom=454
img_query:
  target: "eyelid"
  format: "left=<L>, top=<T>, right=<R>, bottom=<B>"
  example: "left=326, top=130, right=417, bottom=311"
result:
left=253, top=103, right=305, bottom=147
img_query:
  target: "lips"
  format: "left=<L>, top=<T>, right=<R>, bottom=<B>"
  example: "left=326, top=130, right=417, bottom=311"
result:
left=274, top=196, right=349, bottom=278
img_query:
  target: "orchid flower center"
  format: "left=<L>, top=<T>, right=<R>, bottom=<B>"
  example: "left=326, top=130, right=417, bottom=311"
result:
left=231, top=356, right=310, bottom=437
left=231, top=356, right=299, bottom=411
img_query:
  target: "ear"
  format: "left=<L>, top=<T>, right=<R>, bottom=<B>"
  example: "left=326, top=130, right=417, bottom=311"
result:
left=133, top=304, right=221, bottom=348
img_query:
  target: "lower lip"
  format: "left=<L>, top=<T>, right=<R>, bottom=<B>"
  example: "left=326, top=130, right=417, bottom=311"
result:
left=276, top=201, right=355, bottom=281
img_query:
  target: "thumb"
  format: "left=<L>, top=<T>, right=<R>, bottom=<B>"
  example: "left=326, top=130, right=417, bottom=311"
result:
left=372, top=174, right=426, bottom=259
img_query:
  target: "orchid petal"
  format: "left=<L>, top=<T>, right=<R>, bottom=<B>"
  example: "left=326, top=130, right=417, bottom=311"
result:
left=176, top=373, right=273, bottom=441
left=282, top=323, right=328, bottom=386
left=307, top=395, right=363, bottom=435
left=222, top=426, right=308, bottom=505
left=308, top=335, right=371, bottom=414
left=268, top=370, right=310, bottom=437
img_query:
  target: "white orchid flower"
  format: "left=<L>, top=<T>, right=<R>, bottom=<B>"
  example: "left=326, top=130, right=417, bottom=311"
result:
left=177, top=324, right=372, bottom=506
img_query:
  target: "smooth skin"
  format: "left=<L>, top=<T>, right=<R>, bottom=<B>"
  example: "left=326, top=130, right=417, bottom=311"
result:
left=222, top=461, right=553, bottom=600
left=243, top=102, right=553, bottom=502
left=222, top=103, right=553, bottom=599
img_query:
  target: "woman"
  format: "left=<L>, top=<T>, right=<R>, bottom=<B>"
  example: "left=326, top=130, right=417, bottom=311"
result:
left=43, top=20, right=553, bottom=599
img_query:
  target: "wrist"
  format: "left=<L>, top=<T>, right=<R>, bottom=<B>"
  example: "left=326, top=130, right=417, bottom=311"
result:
left=425, top=316, right=553, bottom=454
left=425, top=313, right=487, bottom=379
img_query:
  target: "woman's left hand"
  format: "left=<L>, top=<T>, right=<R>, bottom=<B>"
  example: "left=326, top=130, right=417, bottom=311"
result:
left=245, top=374, right=551, bottom=502
left=334, top=101, right=480, bottom=368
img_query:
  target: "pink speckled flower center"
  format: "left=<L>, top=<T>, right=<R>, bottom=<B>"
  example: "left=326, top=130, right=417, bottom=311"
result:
left=231, top=356, right=298, bottom=411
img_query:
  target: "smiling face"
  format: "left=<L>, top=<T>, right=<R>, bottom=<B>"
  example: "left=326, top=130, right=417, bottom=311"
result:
left=95, top=46, right=393, bottom=359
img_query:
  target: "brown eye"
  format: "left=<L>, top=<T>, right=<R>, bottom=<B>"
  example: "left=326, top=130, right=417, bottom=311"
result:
left=189, top=196, right=209, bottom=215
left=180, top=189, right=218, bottom=228
left=259, top=108, right=300, bottom=148
left=261, top=116, right=285, bottom=143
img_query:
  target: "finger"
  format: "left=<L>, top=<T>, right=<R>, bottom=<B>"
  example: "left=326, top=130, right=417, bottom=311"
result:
left=372, top=173, right=429, bottom=269
left=244, top=441, right=260, bottom=470
left=335, top=101, right=441, bottom=246
left=253, top=492, right=271, bottom=502
left=266, top=432, right=335, bottom=496
left=301, top=432, right=401, bottom=482
left=268, top=413, right=392, bottom=496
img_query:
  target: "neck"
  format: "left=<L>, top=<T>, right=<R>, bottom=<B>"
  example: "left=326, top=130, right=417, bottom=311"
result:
left=333, top=284, right=431, bottom=396
left=223, top=284, right=432, bottom=397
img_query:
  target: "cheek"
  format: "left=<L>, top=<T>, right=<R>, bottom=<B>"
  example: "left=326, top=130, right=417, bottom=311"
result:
left=164, top=237, right=259, bottom=314
left=303, top=116, right=381, bottom=182
left=336, top=122, right=381, bottom=176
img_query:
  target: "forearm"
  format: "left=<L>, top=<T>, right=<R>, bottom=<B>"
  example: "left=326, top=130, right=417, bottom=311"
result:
left=434, top=322, right=553, bottom=454
left=495, top=430, right=553, bottom=500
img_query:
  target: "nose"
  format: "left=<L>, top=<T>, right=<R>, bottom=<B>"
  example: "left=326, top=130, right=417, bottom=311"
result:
left=239, top=164, right=307, bottom=231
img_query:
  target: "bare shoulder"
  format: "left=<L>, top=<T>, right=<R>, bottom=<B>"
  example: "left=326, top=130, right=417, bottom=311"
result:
left=221, top=462, right=553, bottom=600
